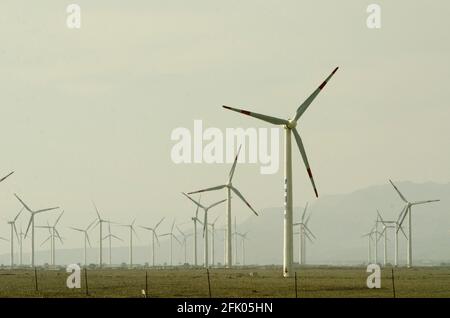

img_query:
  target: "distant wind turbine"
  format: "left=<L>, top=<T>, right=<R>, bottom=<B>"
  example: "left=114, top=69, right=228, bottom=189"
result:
left=14, top=194, right=59, bottom=267
left=92, top=202, right=109, bottom=268
left=140, top=217, right=165, bottom=267
left=103, top=222, right=123, bottom=266
left=208, top=215, right=220, bottom=266
left=377, top=209, right=407, bottom=267
left=159, top=219, right=181, bottom=266
left=389, top=180, right=440, bottom=268
left=37, top=211, right=65, bottom=267
left=120, top=218, right=139, bottom=268
left=176, top=225, right=192, bottom=265
left=293, top=203, right=316, bottom=265
left=69, top=219, right=96, bottom=267
left=182, top=193, right=226, bottom=268
left=5, top=208, right=23, bottom=268
left=187, top=146, right=258, bottom=269
left=222, top=67, right=339, bottom=277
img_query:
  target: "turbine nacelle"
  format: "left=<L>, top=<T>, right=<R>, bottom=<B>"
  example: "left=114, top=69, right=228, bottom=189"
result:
left=286, top=119, right=297, bottom=129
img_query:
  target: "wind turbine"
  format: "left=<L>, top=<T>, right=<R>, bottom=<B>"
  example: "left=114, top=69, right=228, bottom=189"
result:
left=236, top=232, right=249, bottom=266
left=14, top=194, right=59, bottom=267
left=293, top=203, right=316, bottom=265
left=176, top=225, right=192, bottom=265
left=69, top=219, right=96, bottom=267
left=222, top=67, right=339, bottom=277
left=188, top=196, right=202, bottom=267
left=377, top=210, right=407, bottom=267
left=182, top=193, right=227, bottom=268
left=5, top=208, right=23, bottom=268
left=140, top=217, right=165, bottom=267
left=18, top=225, right=25, bottom=266
left=92, top=202, right=109, bottom=268
left=187, top=146, right=258, bottom=269
left=103, top=222, right=123, bottom=266
left=208, top=215, right=220, bottom=266
left=233, top=216, right=239, bottom=265
left=159, top=219, right=181, bottom=266
left=389, top=179, right=440, bottom=268
left=361, top=229, right=375, bottom=264
left=120, top=218, right=139, bottom=268
left=37, top=211, right=65, bottom=267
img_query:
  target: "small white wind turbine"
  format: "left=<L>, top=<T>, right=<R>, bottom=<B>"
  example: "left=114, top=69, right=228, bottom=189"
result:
left=140, top=217, right=165, bottom=267
left=14, top=194, right=59, bottom=267
left=189, top=196, right=202, bottom=267
left=293, top=203, right=316, bottom=265
left=120, top=218, right=139, bottom=268
left=69, top=219, right=96, bottom=267
left=182, top=193, right=227, bottom=268
left=176, top=225, right=193, bottom=265
left=159, top=219, right=181, bottom=266
left=187, top=146, right=258, bottom=269
left=102, top=222, right=123, bottom=266
left=37, top=211, right=65, bottom=267
left=208, top=215, right=220, bottom=267
left=222, top=67, right=339, bottom=277
left=376, top=210, right=408, bottom=267
left=5, top=208, right=23, bottom=268
left=389, top=180, right=440, bottom=268
left=92, top=202, right=109, bottom=268
left=236, top=232, right=249, bottom=266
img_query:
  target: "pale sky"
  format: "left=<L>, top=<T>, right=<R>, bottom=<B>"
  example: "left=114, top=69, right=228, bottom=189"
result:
left=0, top=1, right=449, bottom=254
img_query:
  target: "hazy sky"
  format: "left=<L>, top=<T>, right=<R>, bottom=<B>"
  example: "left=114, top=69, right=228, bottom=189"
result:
left=0, top=1, right=449, bottom=254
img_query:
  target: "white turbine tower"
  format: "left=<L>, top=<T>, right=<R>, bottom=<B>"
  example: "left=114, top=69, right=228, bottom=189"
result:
left=208, top=216, right=220, bottom=266
left=69, top=219, right=96, bottom=267
left=14, top=194, right=59, bottom=267
left=293, top=203, right=316, bottom=265
left=187, top=146, right=258, bottom=269
left=222, top=67, right=339, bottom=277
left=5, top=208, right=23, bottom=268
left=189, top=196, right=202, bottom=267
left=389, top=180, right=440, bottom=268
left=18, top=225, right=25, bottom=266
left=159, top=220, right=181, bottom=266
left=120, top=218, right=139, bottom=268
left=237, top=232, right=249, bottom=266
left=37, top=211, right=65, bottom=267
left=176, top=225, right=192, bottom=265
left=182, top=193, right=227, bottom=268
left=92, top=202, right=109, bottom=268
left=361, top=228, right=376, bottom=264
left=140, top=217, right=165, bottom=267
left=376, top=210, right=408, bottom=267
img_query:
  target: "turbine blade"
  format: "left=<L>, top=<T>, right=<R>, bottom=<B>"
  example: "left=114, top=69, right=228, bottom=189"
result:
left=86, top=219, right=97, bottom=231
left=40, top=236, right=51, bottom=247
left=0, top=237, right=9, bottom=242
left=222, top=105, right=289, bottom=125
left=0, top=171, right=14, bottom=183
left=14, top=194, right=33, bottom=213
left=14, top=208, right=24, bottom=222
left=304, top=231, right=314, bottom=244
left=92, top=201, right=101, bottom=219
left=176, top=225, right=185, bottom=237
left=154, top=217, right=165, bottom=230
left=171, top=220, right=175, bottom=233
left=294, top=67, right=339, bottom=121
left=182, top=192, right=205, bottom=210
left=36, top=207, right=59, bottom=214
left=398, top=207, right=409, bottom=228
left=86, top=233, right=92, bottom=247
left=230, top=187, right=258, bottom=216
left=24, top=216, right=33, bottom=238
left=207, top=198, right=228, bottom=210
left=389, top=180, right=408, bottom=203
left=112, top=234, right=123, bottom=242
left=396, top=205, right=408, bottom=225
left=301, top=203, right=309, bottom=222
left=411, top=199, right=440, bottom=206
left=55, top=229, right=64, bottom=244
left=13, top=224, right=20, bottom=242
left=399, top=225, right=408, bottom=240
left=173, top=234, right=182, bottom=245
left=293, top=128, right=318, bottom=197
left=69, top=227, right=83, bottom=232
left=228, top=145, right=242, bottom=182
left=187, top=185, right=226, bottom=195
left=54, top=211, right=64, bottom=226
left=304, top=225, right=316, bottom=240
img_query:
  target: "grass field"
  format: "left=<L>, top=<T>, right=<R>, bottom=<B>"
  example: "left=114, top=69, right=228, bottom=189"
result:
left=1, top=266, right=450, bottom=298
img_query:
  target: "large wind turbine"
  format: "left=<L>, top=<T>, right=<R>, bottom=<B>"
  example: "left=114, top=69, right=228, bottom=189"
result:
left=14, top=194, right=59, bottom=267
left=160, top=220, right=181, bottom=266
left=222, top=67, right=339, bottom=277
left=5, top=208, right=23, bottom=268
left=389, top=180, right=440, bottom=268
left=187, top=146, right=258, bottom=269
left=293, top=203, right=316, bottom=265
left=182, top=193, right=227, bottom=268
left=69, top=219, right=96, bottom=267
left=121, top=218, right=139, bottom=268
left=37, top=211, right=65, bottom=267
left=140, top=217, right=165, bottom=267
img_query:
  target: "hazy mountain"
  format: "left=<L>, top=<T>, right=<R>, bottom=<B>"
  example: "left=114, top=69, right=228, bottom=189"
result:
left=1, top=181, right=448, bottom=267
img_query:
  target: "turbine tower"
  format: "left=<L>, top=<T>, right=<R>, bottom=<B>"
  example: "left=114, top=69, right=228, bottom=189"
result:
left=92, top=202, right=109, bottom=268
left=208, top=215, right=220, bottom=266
left=37, top=211, right=65, bottom=267
left=121, top=218, right=139, bottom=268
left=237, top=232, right=249, bottom=266
left=377, top=210, right=408, bottom=267
left=5, top=208, right=23, bottom=268
left=140, top=217, right=165, bottom=267
left=189, top=196, right=202, bottom=267
left=187, top=146, right=258, bottom=269
left=389, top=180, right=440, bottom=268
left=176, top=225, right=192, bottom=265
left=182, top=193, right=226, bottom=268
left=14, top=194, right=59, bottom=267
left=222, top=67, right=339, bottom=277
left=69, top=219, right=96, bottom=267
left=103, top=222, right=123, bottom=266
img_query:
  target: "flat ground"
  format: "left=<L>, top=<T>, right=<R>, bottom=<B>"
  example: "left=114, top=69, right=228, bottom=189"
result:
left=0, top=266, right=449, bottom=298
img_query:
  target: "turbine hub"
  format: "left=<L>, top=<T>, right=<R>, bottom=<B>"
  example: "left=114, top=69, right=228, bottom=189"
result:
left=287, top=119, right=297, bottom=129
